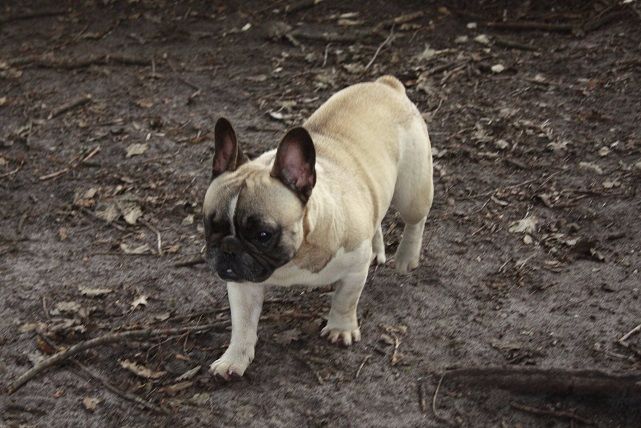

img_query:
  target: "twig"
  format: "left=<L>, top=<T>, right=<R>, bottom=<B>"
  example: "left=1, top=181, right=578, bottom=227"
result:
left=484, top=21, right=573, bottom=33
left=365, top=27, right=394, bottom=71
left=618, top=323, right=641, bottom=359
left=74, top=361, right=168, bottom=414
left=38, top=146, right=101, bottom=181
left=172, top=256, right=206, bottom=268
left=417, top=379, right=427, bottom=413
left=446, top=367, right=641, bottom=396
left=37, top=334, right=168, bottom=414
left=0, top=161, right=24, bottom=179
left=354, top=355, right=371, bottom=379
left=493, top=37, right=538, bottom=51
left=510, top=401, right=593, bottom=425
left=48, top=94, right=92, bottom=119
left=0, top=9, right=66, bottom=24
left=140, top=219, right=163, bottom=256
left=10, top=54, right=152, bottom=70
left=284, top=0, right=322, bottom=15
left=432, top=373, right=455, bottom=425
left=7, top=323, right=227, bottom=394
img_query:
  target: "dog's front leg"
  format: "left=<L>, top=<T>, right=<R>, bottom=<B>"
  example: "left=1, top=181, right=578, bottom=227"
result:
left=210, top=282, right=264, bottom=379
left=321, top=265, right=369, bottom=346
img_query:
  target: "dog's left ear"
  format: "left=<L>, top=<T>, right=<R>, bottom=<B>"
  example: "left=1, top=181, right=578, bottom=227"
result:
left=271, top=127, right=316, bottom=203
left=212, top=117, right=247, bottom=180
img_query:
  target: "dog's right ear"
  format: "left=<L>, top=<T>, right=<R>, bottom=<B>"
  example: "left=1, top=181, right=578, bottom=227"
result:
left=212, top=118, right=247, bottom=180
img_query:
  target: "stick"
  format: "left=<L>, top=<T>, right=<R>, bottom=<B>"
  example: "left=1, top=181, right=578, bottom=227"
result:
left=284, top=0, right=322, bottom=15
left=432, top=374, right=455, bottom=425
left=10, top=54, right=152, bottom=70
left=618, top=323, right=641, bottom=358
left=0, top=161, right=24, bottom=179
left=7, top=323, right=227, bottom=394
left=172, top=256, right=206, bottom=268
left=510, top=401, right=594, bottom=425
left=48, top=95, right=92, bottom=119
left=365, top=28, right=394, bottom=71
left=493, top=37, right=538, bottom=51
left=37, top=334, right=168, bottom=414
left=140, top=219, right=163, bottom=256
left=0, top=9, right=66, bottom=24
left=484, top=21, right=573, bottom=33
left=417, top=380, right=427, bottom=413
left=354, top=355, right=371, bottom=379
left=446, top=367, right=641, bottom=396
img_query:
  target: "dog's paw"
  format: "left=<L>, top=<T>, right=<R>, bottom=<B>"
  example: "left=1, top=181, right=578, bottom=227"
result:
left=321, top=324, right=361, bottom=346
left=371, top=250, right=386, bottom=266
left=209, top=350, right=252, bottom=380
left=394, top=250, right=419, bottom=274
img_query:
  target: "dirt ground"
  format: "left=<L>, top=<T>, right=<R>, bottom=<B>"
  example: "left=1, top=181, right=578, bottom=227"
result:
left=1, top=0, right=640, bottom=427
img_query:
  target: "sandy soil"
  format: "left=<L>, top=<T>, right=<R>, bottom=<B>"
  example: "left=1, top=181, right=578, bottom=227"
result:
left=1, top=1, right=640, bottom=427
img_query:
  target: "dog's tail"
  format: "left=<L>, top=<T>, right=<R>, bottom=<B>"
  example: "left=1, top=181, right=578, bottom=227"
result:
left=376, top=75, right=406, bottom=94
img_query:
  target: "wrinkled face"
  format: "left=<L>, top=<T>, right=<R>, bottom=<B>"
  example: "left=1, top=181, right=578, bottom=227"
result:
left=202, top=165, right=306, bottom=283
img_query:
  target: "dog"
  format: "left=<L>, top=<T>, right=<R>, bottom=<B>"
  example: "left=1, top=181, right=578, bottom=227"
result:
left=202, top=75, right=433, bottom=379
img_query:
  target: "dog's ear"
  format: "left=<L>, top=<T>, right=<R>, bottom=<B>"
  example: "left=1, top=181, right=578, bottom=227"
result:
left=212, top=118, right=247, bottom=179
left=271, top=127, right=316, bottom=202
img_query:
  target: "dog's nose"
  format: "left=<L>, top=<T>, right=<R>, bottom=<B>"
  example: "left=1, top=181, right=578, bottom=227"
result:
left=220, top=236, right=242, bottom=256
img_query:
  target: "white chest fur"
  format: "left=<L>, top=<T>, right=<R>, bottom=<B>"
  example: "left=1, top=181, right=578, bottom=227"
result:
left=260, top=240, right=371, bottom=287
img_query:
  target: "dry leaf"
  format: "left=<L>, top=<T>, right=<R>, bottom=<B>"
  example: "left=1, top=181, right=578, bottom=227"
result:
left=135, top=98, right=153, bottom=109
left=160, top=381, right=193, bottom=394
left=120, top=359, right=166, bottom=379
left=51, top=301, right=82, bottom=315
left=131, top=295, right=148, bottom=310
left=120, top=243, right=151, bottom=254
left=0, top=96, right=7, bottom=106
left=509, top=216, right=538, bottom=234
left=126, top=143, right=149, bottom=158
left=578, top=161, right=603, bottom=175
left=79, top=287, right=113, bottom=297
left=58, top=227, right=69, bottom=241
left=175, top=365, right=201, bottom=381
left=82, top=397, right=100, bottom=412
left=272, top=328, right=302, bottom=345
left=121, top=203, right=142, bottom=225
left=491, top=64, right=505, bottom=73
left=95, top=203, right=120, bottom=223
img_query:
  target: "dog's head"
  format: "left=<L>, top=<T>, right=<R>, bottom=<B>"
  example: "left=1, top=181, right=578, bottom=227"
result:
left=202, top=118, right=316, bottom=283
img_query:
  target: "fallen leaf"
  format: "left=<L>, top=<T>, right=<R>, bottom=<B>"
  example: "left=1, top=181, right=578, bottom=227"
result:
left=598, top=146, right=610, bottom=157
left=134, top=98, right=153, bottom=109
left=160, top=381, right=193, bottom=394
left=120, top=359, right=166, bottom=379
left=634, top=160, right=641, bottom=171
left=0, top=96, right=7, bottom=106
left=509, top=216, right=538, bottom=234
left=273, top=328, right=302, bottom=345
left=494, top=139, right=510, bottom=150
left=58, top=227, right=68, bottom=241
left=491, top=64, right=505, bottom=73
left=120, top=243, right=151, bottom=254
left=153, top=312, right=171, bottom=321
left=120, top=202, right=142, bottom=225
left=578, top=161, right=603, bottom=175
left=190, top=392, right=210, bottom=405
left=79, top=287, right=113, bottom=297
left=181, top=214, right=194, bottom=225
left=175, top=365, right=201, bottom=381
left=82, top=397, right=100, bottom=412
left=51, top=301, right=82, bottom=315
left=126, top=143, right=149, bottom=158
left=131, top=295, right=148, bottom=310
left=95, top=203, right=120, bottom=223
left=19, top=322, right=45, bottom=333
left=454, top=35, right=468, bottom=44
left=474, top=34, right=490, bottom=45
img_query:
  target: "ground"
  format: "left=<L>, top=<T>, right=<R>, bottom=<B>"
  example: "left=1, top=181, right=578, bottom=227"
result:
left=1, top=0, right=640, bottom=427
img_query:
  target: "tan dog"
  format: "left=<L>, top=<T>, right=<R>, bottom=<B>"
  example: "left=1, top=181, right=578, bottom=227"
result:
left=202, top=76, right=433, bottom=379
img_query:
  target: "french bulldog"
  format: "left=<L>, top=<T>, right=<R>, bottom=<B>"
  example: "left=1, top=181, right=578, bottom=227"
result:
left=203, top=75, right=433, bottom=379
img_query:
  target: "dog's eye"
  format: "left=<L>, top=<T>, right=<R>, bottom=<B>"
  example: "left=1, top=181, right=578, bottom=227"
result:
left=256, top=230, right=272, bottom=242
